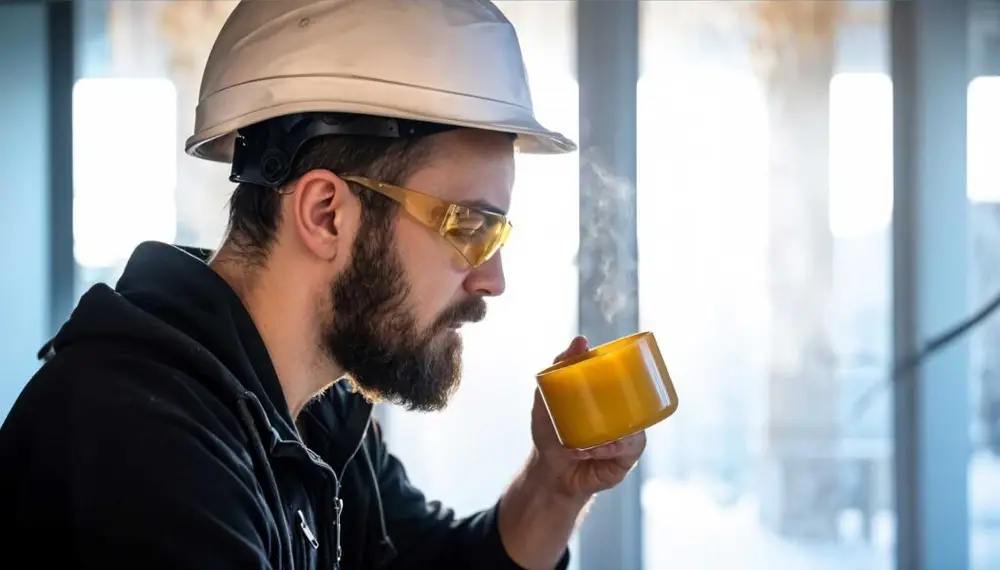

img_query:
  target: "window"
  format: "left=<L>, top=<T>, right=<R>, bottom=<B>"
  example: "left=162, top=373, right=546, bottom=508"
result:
left=73, top=0, right=236, bottom=298
left=968, top=75, right=1000, bottom=570
left=638, top=3, right=893, bottom=568
left=72, top=77, right=178, bottom=273
left=968, top=77, right=1000, bottom=204
left=829, top=73, right=893, bottom=238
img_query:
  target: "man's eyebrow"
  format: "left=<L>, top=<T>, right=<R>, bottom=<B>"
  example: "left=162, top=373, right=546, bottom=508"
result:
left=459, top=198, right=507, bottom=216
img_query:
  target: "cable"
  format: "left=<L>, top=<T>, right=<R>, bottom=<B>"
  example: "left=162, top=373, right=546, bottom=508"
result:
left=851, top=284, right=1000, bottom=417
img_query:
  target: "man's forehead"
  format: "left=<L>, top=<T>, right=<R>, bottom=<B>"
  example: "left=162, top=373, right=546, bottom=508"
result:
left=405, top=129, right=516, bottom=214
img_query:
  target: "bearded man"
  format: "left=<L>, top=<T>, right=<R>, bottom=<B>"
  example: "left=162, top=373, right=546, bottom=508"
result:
left=0, top=1, right=646, bottom=569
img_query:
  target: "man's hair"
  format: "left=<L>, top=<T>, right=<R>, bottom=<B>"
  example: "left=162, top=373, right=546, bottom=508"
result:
left=225, top=133, right=437, bottom=265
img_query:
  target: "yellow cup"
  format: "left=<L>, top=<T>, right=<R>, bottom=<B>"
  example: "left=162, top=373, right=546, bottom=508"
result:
left=535, top=331, right=679, bottom=450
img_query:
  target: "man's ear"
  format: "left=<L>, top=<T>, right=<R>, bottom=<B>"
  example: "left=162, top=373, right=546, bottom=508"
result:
left=287, top=169, right=356, bottom=261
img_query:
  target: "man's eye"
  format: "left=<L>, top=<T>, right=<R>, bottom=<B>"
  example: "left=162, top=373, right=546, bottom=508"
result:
left=448, top=216, right=486, bottom=237
left=445, top=208, right=489, bottom=239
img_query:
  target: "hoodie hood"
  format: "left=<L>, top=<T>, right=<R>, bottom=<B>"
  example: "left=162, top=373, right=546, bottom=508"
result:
left=44, top=241, right=299, bottom=443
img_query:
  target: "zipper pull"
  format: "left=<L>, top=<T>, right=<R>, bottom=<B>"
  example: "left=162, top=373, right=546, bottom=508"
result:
left=297, top=510, right=320, bottom=550
left=334, top=496, right=344, bottom=563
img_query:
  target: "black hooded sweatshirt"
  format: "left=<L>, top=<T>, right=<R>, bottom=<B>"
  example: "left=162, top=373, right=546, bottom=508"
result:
left=0, top=241, right=570, bottom=570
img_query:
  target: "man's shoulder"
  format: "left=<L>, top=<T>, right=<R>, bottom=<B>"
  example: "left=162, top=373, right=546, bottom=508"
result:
left=0, top=344, right=276, bottom=570
left=58, top=340, right=229, bottom=406
left=4, top=340, right=249, bottom=454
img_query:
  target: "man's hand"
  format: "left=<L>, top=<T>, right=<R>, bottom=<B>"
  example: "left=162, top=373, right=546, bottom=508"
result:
left=497, top=336, right=647, bottom=570
left=528, top=335, right=646, bottom=499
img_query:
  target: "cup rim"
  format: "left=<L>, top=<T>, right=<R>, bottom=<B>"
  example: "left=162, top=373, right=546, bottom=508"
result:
left=536, top=331, right=654, bottom=378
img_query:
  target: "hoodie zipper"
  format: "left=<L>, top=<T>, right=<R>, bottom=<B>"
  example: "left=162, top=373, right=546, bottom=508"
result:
left=297, top=510, right=320, bottom=549
left=242, top=390, right=384, bottom=569
left=240, top=391, right=347, bottom=567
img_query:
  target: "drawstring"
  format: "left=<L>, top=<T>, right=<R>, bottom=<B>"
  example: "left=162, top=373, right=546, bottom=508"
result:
left=327, top=406, right=396, bottom=567
left=237, top=398, right=295, bottom=570
left=361, top=441, right=397, bottom=566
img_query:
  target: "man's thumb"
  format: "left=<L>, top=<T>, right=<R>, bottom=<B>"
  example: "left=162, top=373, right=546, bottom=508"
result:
left=553, top=336, right=589, bottom=363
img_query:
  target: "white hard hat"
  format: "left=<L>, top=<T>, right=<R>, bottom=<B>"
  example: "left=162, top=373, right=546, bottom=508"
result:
left=185, top=0, right=577, bottom=164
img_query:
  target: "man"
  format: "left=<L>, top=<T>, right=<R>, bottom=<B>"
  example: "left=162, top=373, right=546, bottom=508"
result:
left=0, top=1, right=645, bottom=569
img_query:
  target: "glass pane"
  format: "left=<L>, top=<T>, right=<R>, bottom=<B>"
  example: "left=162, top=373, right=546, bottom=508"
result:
left=72, top=77, right=178, bottom=270
left=638, top=2, right=893, bottom=568
left=969, top=76, right=1000, bottom=570
left=969, top=4, right=1000, bottom=568
left=73, top=0, right=237, bottom=298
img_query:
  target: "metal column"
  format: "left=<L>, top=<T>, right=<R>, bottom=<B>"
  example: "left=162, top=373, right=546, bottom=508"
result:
left=891, top=1, right=970, bottom=569
left=576, top=2, right=642, bottom=570
left=48, top=0, right=76, bottom=334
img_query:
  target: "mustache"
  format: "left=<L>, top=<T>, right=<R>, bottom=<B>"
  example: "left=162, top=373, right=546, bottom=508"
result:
left=434, top=296, right=487, bottom=329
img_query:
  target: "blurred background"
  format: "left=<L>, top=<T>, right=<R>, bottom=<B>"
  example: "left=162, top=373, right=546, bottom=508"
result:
left=0, top=0, right=997, bottom=569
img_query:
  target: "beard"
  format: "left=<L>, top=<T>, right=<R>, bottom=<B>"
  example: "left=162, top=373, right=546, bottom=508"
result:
left=321, top=213, right=487, bottom=412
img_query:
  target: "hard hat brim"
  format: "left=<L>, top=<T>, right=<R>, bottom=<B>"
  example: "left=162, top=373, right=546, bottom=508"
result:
left=185, top=74, right=578, bottom=163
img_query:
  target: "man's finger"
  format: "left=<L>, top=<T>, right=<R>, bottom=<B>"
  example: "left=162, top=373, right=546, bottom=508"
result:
left=582, top=432, right=646, bottom=460
left=553, top=335, right=589, bottom=364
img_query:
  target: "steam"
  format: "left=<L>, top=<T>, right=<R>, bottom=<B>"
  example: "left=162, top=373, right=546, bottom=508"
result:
left=578, top=153, right=638, bottom=327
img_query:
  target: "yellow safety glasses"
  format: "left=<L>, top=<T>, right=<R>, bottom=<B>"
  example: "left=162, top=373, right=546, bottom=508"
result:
left=341, top=174, right=512, bottom=268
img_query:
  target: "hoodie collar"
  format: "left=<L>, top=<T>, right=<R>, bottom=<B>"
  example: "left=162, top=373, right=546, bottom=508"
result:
left=113, top=241, right=299, bottom=441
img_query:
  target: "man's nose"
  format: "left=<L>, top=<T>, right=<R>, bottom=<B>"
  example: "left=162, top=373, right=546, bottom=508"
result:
left=463, top=252, right=506, bottom=297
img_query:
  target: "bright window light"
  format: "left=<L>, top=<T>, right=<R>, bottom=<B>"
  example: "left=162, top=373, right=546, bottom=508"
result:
left=968, top=76, right=1000, bottom=203
left=637, top=70, right=770, bottom=348
left=828, top=72, right=893, bottom=238
left=73, top=77, right=177, bottom=269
